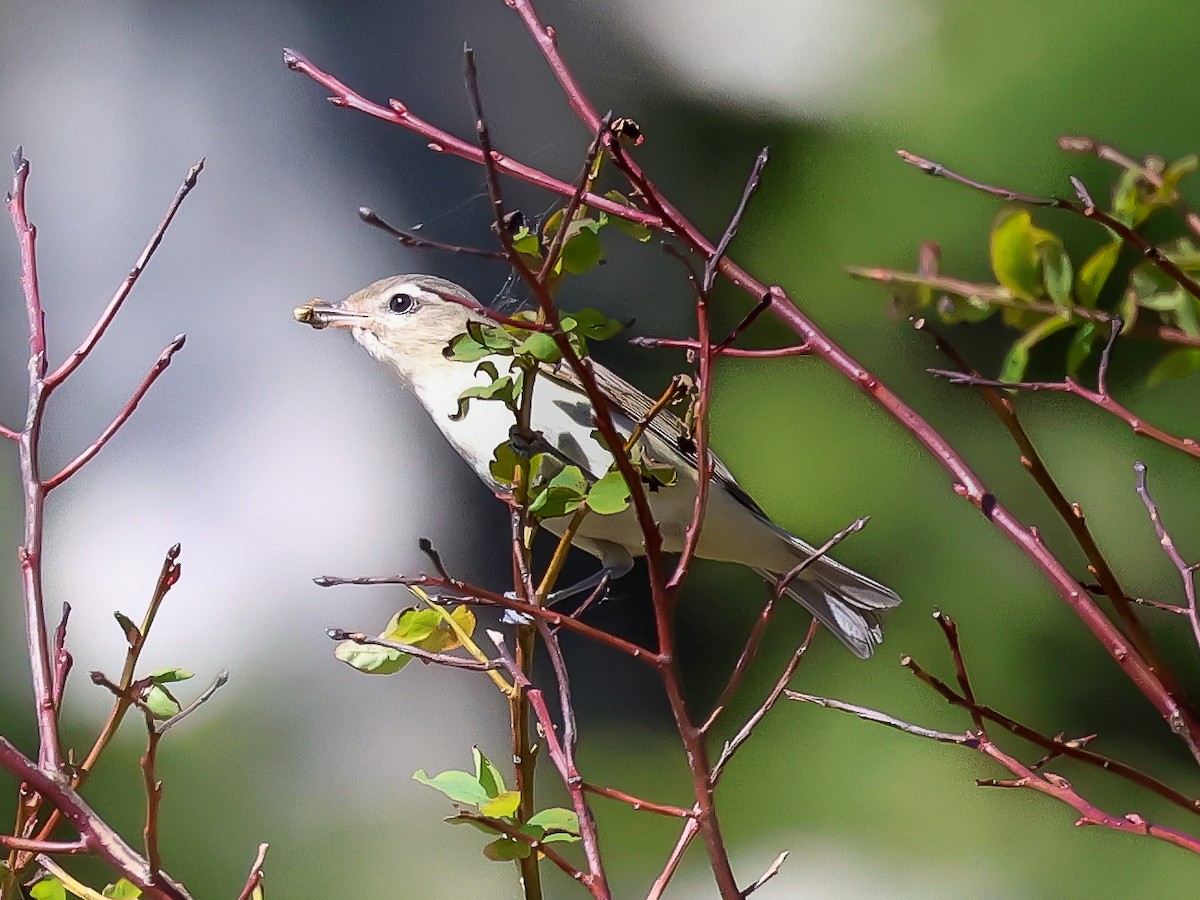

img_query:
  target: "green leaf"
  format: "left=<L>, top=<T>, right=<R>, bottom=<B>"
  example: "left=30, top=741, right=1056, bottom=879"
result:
left=586, top=470, right=632, bottom=515
left=483, top=837, right=531, bottom=861
left=102, top=879, right=142, bottom=899
left=481, top=790, right=522, bottom=819
left=512, top=226, right=541, bottom=257
left=334, top=638, right=409, bottom=675
left=151, top=667, right=193, bottom=685
left=561, top=308, right=624, bottom=340
left=114, top=611, right=141, bottom=646
left=1065, top=322, right=1099, bottom=376
left=1076, top=241, right=1121, bottom=308
left=603, top=190, right=654, bottom=241
left=451, top=370, right=523, bottom=421
left=413, top=768, right=493, bottom=807
left=515, top=331, right=562, bottom=364
left=1112, top=167, right=1150, bottom=227
left=999, top=316, right=1073, bottom=383
left=528, top=465, right=588, bottom=518
left=527, top=807, right=581, bottom=837
left=489, top=441, right=519, bottom=484
left=31, top=878, right=66, bottom=900
left=1039, top=242, right=1073, bottom=310
left=445, top=332, right=492, bottom=363
left=143, top=685, right=182, bottom=719
left=561, top=227, right=604, bottom=275
left=473, top=746, right=506, bottom=798
left=1147, top=347, right=1200, bottom=387
left=990, top=209, right=1042, bottom=299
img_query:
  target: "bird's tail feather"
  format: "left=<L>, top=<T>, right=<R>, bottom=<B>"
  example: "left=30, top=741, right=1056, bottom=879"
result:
left=755, top=552, right=901, bottom=659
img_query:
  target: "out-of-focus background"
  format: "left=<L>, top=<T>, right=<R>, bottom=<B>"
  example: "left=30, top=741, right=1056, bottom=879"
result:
left=2, top=1, right=1199, bottom=896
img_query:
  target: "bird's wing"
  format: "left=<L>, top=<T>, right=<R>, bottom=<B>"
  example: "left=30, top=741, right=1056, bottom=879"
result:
left=540, top=358, right=771, bottom=520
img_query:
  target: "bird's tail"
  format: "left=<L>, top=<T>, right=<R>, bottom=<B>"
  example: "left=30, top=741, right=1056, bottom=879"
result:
left=755, top=546, right=901, bottom=659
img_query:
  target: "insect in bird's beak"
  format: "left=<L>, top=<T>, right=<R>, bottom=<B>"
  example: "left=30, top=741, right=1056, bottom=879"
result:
left=293, top=299, right=367, bottom=330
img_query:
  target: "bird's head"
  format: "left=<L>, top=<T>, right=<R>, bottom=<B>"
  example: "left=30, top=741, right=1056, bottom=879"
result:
left=294, top=274, right=490, bottom=384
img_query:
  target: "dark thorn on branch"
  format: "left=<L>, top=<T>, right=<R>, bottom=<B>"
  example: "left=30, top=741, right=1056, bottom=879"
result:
left=417, top=537, right=453, bottom=581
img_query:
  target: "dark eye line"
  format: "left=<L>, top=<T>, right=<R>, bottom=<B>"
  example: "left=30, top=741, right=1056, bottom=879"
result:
left=387, top=292, right=418, bottom=314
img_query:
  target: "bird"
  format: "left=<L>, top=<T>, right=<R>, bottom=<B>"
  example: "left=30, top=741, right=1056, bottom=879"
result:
left=294, top=274, right=901, bottom=657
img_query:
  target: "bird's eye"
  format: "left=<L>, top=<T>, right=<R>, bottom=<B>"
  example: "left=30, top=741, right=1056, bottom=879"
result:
left=387, top=292, right=418, bottom=314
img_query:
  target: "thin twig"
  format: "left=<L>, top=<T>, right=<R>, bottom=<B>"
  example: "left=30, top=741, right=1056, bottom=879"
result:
left=45, top=160, right=203, bottom=388
left=358, top=207, right=507, bottom=260
left=44, top=335, right=187, bottom=490
left=235, top=843, right=270, bottom=900
left=1134, top=462, right=1200, bottom=654
left=327, top=629, right=503, bottom=671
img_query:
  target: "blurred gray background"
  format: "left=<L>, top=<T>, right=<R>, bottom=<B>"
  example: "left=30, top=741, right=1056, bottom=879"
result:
left=2, top=0, right=1200, bottom=896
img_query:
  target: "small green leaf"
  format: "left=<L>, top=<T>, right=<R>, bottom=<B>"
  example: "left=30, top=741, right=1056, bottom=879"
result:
left=515, top=332, right=562, bottom=363
left=151, top=668, right=193, bottom=685
left=512, top=226, right=541, bottom=257
left=528, top=465, right=588, bottom=518
left=489, top=441, right=519, bottom=484
left=1076, top=241, right=1121, bottom=308
left=445, top=332, right=492, bottom=362
left=1065, top=322, right=1099, bottom=376
left=586, top=470, right=632, bottom=515
left=603, top=190, right=654, bottom=242
left=1039, top=243, right=1073, bottom=310
left=999, top=316, right=1073, bottom=383
left=560, top=308, right=624, bottom=340
left=561, top=227, right=604, bottom=275
left=990, top=209, right=1042, bottom=299
left=527, top=807, right=580, bottom=837
left=114, top=611, right=141, bottom=646
left=413, top=768, right=493, bottom=807
left=102, top=879, right=142, bottom=899
left=481, top=790, right=522, bottom=819
left=1147, top=347, right=1200, bottom=387
left=31, top=877, right=66, bottom=900
left=334, top=639, right=409, bottom=675
left=483, top=836, right=530, bottom=861
left=143, top=684, right=182, bottom=719
left=473, top=746, right=506, bottom=798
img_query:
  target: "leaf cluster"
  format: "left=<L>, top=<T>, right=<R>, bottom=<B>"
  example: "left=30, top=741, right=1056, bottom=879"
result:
left=874, top=150, right=1200, bottom=384
left=416, top=747, right=581, bottom=862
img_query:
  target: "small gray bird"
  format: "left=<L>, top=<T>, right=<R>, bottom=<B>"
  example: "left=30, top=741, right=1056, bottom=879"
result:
left=295, top=275, right=901, bottom=657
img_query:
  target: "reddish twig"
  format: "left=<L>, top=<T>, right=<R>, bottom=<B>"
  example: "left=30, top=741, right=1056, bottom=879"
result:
left=580, top=783, right=694, bottom=819
left=45, top=160, right=203, bottom=388
left=314, top=573, right=658, bottom=663
left=326, top=628, right=504, bottom=671
left=1134, top=462, right=1200, bottom=654
left=7, top=147, right=59, bottom=772
left=849, top=265, right=1200, bottom=350
left=488, top=631, right=609, bottom=899
left=631, top=336, right=810, bottom=358
left=786, top=691, right=1200, bottom=856
left=910, top=316, right=1176, bottom=694
left=928, top=320, right=1200, bottom=461
left=702, top=519, right=866, bottom=734
left=283, top=49, right=660, bottom=230
left=235, top=843, right=270, bottom=900
left=44, top=335, right=187, bottom=490
left=358, top=207, right=507, bottom=260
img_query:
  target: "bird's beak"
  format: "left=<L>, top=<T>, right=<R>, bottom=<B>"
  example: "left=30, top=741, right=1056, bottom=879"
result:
left=293, top=299, right=368, bottom=330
